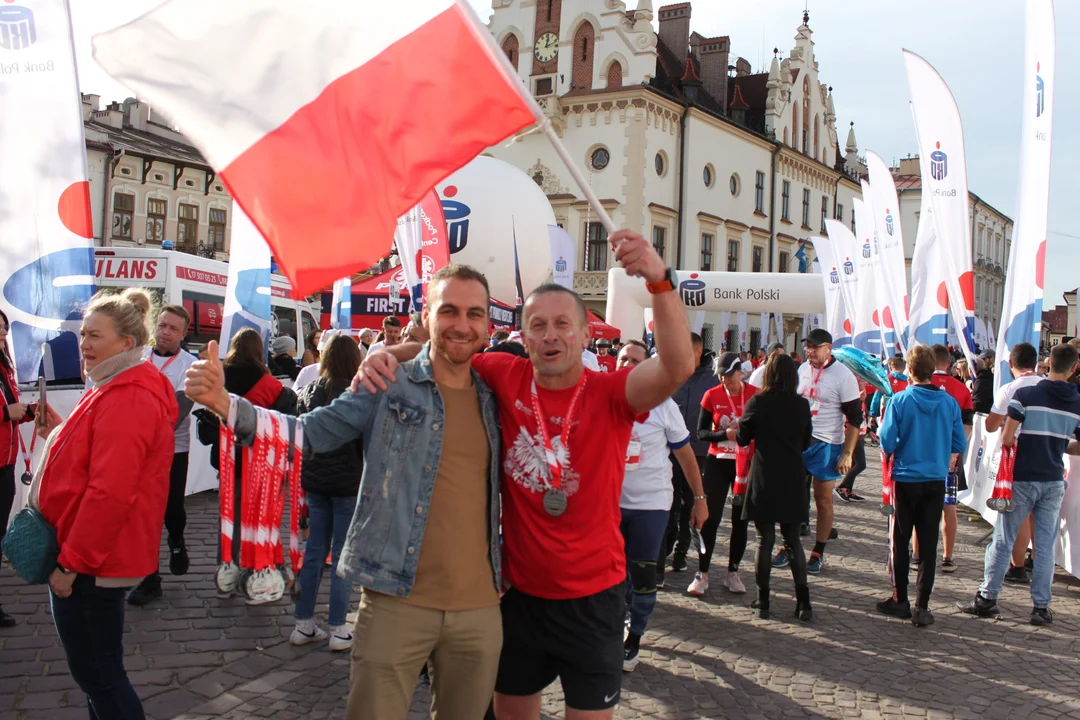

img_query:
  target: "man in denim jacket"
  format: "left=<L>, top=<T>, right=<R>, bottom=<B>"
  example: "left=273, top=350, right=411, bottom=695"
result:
left=186, top=265, right=504, bottom=720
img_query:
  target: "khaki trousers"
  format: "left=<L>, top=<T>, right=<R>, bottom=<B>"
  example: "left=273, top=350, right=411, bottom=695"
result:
left=346, top=589, right=502, bottom=720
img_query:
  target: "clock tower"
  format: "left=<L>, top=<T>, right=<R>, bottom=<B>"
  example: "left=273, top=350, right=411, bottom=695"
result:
left=532, top=0, right=563, bottom=77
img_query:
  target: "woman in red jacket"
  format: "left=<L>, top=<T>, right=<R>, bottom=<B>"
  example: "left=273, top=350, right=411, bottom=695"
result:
left=31, top=288, right=177, bottom=719
left=0, top=309, right=35, bottom=628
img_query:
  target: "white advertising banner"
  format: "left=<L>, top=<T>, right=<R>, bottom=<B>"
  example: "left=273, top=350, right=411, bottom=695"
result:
left=774, top=312, right=785, bottom=347
left=0, top=0, right=96, bottom=382
left=548, top=225, right=576, bottom=290
left=866, top=151, right=911, bottom=354
left=995, top=0, right=1055, bottom=394
left=909, top=198, right=950, bottom=348
left=760, top=312, right=770, bottom=345
left=737, top=312, right=748, bottom=351
left=808, top=236, right=851, bottom=346
left=904, top=49, right=977, bottom=366
left=218, top=209, right=273, bottom=359
left=852, top=197, right=885, bottom=357
left=330, top=277, right=352, bottom=330
left=824, top=219, right=861, bottom=344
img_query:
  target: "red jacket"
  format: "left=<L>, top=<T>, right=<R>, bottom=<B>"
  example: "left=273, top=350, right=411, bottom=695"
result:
left=0, top=363, right=32, bottom=467
left=38, top=362, right=178, bottom=578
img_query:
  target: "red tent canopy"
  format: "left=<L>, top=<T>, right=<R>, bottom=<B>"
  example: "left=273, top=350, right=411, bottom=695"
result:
left=587, top=311, right=620, bottom=341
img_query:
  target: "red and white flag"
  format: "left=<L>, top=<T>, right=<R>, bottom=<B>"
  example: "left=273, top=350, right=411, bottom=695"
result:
left=92, top=0, right=536, bottom=296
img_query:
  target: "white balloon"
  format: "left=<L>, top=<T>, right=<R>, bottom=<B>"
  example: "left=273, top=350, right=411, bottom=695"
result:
left=436, top=156, right=556, bottom=306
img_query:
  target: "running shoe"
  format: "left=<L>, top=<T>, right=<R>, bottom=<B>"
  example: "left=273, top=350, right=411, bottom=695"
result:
left=771, top=548, right=790, bottom=568
left=876, top=597, right=912, bottom=619
left=834, top=487, right=852, bottom=503
left=725, top=571, right=746, bottom=594
left=290, top=620, right=328, bottom=646
left=911, top=607, right=935, bottom=627
left=623, top=633, right=641, bottom=672
left=1030, top=607, right=1054, bottom=627
left=807, top=554, right=825, bottom=574
left=328, top=625, right=354, bottom=652
left=941, top=558, right=958, bottom=573
left=846, top=491, right=866, bottom=502
left=127, top=575, right=163, bottom=607
left=168, top=540, right=190, bottom=576
left=671, top=553, right=688, bottom=572
left=687, top=572, right=709, bottom=596
left=1004, top=565, right=1030, bottom=584
left=957, top=593, right=999, bottom=618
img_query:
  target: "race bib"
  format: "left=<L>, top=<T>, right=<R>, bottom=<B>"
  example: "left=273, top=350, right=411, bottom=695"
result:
left=625, top=438, right=642, bottom=470
left=810, top=399, right=821, bottom=416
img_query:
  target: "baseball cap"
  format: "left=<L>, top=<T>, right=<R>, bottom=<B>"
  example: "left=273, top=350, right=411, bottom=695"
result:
left=766, top=342, right=785, bottom=355
left=978, top=349, right=995, bottom=360
left=804, top=329, right=833, bottom=347
left=716, top=351, right=742, bottom=376
left=597, top=339, right=612, bottom=348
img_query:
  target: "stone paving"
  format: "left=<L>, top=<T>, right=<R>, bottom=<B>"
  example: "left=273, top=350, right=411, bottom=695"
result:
left=3, top=455, right=1080, bottom=719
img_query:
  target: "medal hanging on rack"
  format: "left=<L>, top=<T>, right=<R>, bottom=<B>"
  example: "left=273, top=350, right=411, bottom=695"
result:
left=530, top=374, right=587, bottom=517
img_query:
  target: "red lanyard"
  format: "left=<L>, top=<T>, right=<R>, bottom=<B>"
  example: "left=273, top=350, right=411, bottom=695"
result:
left=153, top=352, right=180, bottom=374
left=529, top=373, right=587, bottom=491
left=721, top=384, right=746, bottom=420
left=807, top=363, right=826, bottom=400
left=17, top=429, right=35, bottom=479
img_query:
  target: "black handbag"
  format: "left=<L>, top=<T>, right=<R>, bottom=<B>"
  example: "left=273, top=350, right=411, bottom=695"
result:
left=2, top=507, right=60, bottom=585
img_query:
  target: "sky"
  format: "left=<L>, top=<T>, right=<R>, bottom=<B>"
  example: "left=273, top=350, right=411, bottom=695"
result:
left=70, top=0, right=1079, bottom=309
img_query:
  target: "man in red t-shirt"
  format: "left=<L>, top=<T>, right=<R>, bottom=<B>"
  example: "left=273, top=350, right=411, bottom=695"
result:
left=927, top=344, right=974, bottom=573
left=595, top=339, right=617, bottom=373
left=359, top=230, right=695, bottom=718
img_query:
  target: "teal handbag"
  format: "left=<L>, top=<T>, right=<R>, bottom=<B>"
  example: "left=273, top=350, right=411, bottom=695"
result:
left=2, top=507, right=60, bottom=585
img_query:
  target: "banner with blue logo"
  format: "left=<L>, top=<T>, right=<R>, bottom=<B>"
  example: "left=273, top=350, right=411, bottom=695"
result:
left=995, top=0, right=1055, bottom=394
left=809, top=236, right=853, bottom=347
left=824, top=220, right=862, bottom=347
left=866, top=151, right=911, bottom=354
left=330, top=277, right=352, bottom=330
left=904, top=50, right=978, bottom=367
left=851, top=198, right=885, bottom=357
left=0, top=0, right=96, bottom=383
left=908, top=202, right=950, bottom=348
left=547, top=225, right=575, bottom=290
left=218, top=209, right=272, bottom=359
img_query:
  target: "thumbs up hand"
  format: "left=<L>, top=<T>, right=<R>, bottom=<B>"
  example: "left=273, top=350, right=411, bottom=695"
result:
left=186, top=340, right=231, bottom=418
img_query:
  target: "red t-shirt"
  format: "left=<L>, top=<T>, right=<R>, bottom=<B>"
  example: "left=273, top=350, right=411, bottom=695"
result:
left=471, top=352, right=642, bottom=600
left=889, top=374, right=910, bottom=395
left=931, top=371, right=973, bottom=420
left=596, top=354, right=617, bottom=373
left=700, top=383, right=757, bottom=457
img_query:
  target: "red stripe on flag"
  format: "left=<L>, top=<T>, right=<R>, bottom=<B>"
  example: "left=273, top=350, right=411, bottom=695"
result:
left=220, top=5, right=535, bottom=297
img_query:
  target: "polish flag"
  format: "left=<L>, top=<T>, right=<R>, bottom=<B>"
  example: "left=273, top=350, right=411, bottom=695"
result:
left=92, top=0, right=537, bottom=297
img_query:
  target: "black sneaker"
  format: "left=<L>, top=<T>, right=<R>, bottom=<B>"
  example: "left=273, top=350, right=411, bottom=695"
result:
left=1004, top=565, right=1030, bottom=584
left=834, top=487, right=853, bottom=503
left=0, top=607, right=16, bottom=628
left=912, top=607, right=935, bottom=627
left=799, top=523, right=810, bottom=537
left=1030, top=607, right=1053, bottom=626
left=127, top=576, right=163, bottom=607
left=829, top=528, right=839, bottom=540
left=941, top=558, right=958, bottom=573
left=957, top=593, right=999, bottom=618
left=876, top=597, right=913, bottom=619
left=169, top=542, right=190, bottom=576
left=847, top=491, right=866, bottom=502
left=623, top=633, right=641, bottom=672
left=671, top=553, right=688, bottom=573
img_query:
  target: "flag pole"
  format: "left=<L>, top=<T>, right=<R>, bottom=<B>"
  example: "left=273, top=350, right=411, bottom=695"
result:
left=457, top=0, right=617, bottom=234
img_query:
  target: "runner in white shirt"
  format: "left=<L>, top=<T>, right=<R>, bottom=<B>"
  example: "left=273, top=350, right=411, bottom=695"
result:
left=128, top=305, right=198, bottom=607
left=773, top=329, right=861, bottom=575
left=616, top=340, right=707, bottom=672
left=984, top=342, right=1042, bottom=585
left=747, top=343, right=786, bottom=389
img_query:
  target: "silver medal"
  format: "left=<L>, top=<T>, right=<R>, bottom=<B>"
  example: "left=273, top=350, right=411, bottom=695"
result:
left=20, top=471, right=31, bottom=486
left=543, top=488, right=568, bottom=516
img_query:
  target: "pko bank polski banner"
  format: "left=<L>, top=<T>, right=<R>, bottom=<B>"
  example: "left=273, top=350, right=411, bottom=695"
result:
left=0, top=0, right=96, bottom=382
left=605, top=269, right=825, bottom=341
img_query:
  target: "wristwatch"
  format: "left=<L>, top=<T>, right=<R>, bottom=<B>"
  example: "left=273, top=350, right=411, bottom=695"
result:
left=693, top=494, right=707, bottom=501
left=645, top=267, right=676, bottom=295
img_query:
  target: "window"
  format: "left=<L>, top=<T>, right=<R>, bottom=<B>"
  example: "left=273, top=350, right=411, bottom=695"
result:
left=590, top=147, right=609, bottom=170
left=534, top=77, right=553, bottom=95
left=607, top=60, right=623, bottom=89
left=851, top=213, right=856, bottom=233
left=655, top=152, right=666, bottom=177
left=571, top=22, right=595, bottom=91
left=781, top=181, right=790, bottom=221
left=146, top=198, right=166, bottom=243
left=836, top=204, right=844, bottom=222
left=652, top=226, right=666, bottom=262
left=729, top=174, right=740, bottom=196
left=502, top=35, right=519, bottom=70
left=821, top=196, right=829, bottom=232
left=703, top=164, right=714, bottom=187
left=801, top=188, right=811, bottom=227
left=208, top=208, right=227, bottom=250
left=585, top=222, right=608, bottom=271
left=754, top=171, right=765, bottom=213
left=111, top=192, right=134, bottom=239
left=700, top=233, right=714, bottom=271
left=779, top=251, right=790, bottom=273
left=727, top=240, right=739, bottom=272
left=178, top=203, right=199, bottom=247
left=752, top=246, right=763, bottom=272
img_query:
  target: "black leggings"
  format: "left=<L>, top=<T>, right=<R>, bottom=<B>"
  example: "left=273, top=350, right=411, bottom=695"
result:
left=838, top=437, right=867, bottom=491
left=164, top=452, right=189, bottom=545
left=700, top=456, right=748, bottom=573
left=755, top=521, right=807, bottom=590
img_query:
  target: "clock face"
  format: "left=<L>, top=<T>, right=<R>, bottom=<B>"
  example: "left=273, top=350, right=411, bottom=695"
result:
left=534, top=32, right=559, bottom=63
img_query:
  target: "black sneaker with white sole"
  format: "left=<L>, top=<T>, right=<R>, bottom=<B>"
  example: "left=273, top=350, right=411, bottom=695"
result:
left=1030, top=607, right=1053, bottom=626
left=623, top=632, right=641, bottom=672
left=127, top=575, right=163, bottom=607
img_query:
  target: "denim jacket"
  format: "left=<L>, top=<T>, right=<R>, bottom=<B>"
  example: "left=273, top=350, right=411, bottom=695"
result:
left=231, top=345, right=502, bottom=598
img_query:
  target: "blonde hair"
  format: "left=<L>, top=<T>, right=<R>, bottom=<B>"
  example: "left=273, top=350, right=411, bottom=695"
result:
left=85, top=287, right=154, bottom=347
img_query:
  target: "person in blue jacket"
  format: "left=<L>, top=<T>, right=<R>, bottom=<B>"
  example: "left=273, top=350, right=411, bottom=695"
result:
left=875, top=345, right=967, bottom=628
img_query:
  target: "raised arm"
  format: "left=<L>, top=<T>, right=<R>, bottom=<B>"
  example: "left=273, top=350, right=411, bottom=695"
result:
left=611, top=230, right=694, bottom=415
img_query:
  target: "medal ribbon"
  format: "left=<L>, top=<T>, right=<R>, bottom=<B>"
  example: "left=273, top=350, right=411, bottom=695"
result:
left=529, top=373, right=587, bottom=491
left=17, top=428, right=36, bottom=483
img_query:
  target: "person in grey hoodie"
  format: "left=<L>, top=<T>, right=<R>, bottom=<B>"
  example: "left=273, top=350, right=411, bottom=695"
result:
left=659, top=333, right=716, bottom=580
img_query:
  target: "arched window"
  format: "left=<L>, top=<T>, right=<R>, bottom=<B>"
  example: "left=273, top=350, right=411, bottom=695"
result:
left=606, top=60, right=622, bottom=89
left=801, top=77, right=810, bottom=154
left=502, top=35, right=519, bottom=72
left=571, top=22, right=595, bottom=91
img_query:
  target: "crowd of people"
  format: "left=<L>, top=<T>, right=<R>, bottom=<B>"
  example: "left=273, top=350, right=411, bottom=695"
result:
left=2, top=228, right=1080, bottom=719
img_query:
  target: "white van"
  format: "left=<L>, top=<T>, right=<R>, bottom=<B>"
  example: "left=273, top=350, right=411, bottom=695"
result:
left=93, top=247, right=322, bottom=357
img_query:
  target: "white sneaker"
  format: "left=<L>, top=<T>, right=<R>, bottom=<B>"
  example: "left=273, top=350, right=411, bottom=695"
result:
left=290, top=619, right=327, bottom=646
left=687, top=572, right=709, bottom=597
left=725, top=571, right=747, bottom=594
left=328, top=625, right=354, bottom=652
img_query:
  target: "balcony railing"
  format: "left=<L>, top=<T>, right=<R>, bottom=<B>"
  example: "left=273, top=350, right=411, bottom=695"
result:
left=573, top=271, right=608, bottom=296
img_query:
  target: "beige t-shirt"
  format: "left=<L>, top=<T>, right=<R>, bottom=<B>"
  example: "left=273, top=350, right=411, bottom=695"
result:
left=400, top=383, right=498, bottom=610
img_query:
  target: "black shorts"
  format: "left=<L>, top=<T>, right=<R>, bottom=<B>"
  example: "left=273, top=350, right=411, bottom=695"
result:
left=495, top=582, right=625, bottom=711
left=955, top=464, right=968, bottom=493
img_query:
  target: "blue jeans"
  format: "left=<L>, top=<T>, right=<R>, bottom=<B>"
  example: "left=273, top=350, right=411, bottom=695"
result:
left=51, top=575, right=145, bottom=720
left=295, top=492, right=357, bottom=627
left=979, top=480, right=1066, bottom=608
left=620, top=508, right=669, bottom=636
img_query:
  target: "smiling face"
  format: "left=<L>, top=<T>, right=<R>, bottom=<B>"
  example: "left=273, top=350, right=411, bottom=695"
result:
left=423, top=277, right=489, bottom=367
left=80, top=311, right=134, bottom=371
left=383, top=324, right=403, bottom=346
left=523, top=291, right=589, bottom=378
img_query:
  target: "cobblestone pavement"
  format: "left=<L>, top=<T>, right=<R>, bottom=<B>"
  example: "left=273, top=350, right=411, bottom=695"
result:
left=3, top=455, right=1080, bottom=719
